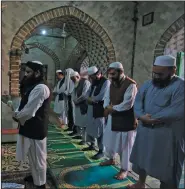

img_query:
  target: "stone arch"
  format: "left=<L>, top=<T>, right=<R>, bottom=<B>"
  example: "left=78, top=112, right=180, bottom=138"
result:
left=153, top=14, right=184, bottom=59
left=164, top=27, right=184, bottom=56
left=9, top=6, right=116, bottom=96
left=26, top=42, right=60, bottom=70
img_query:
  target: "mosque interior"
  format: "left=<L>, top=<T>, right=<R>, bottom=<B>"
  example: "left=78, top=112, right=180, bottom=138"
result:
left=1, top=1, right=184, bottom=188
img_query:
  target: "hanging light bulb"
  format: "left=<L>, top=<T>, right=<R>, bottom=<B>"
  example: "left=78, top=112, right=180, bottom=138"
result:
left=41, top=30, right=46, bottom=35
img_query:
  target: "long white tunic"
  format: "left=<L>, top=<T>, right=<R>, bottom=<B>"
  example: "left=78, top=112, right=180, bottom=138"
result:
left=63, top=69, right=75, bottom=123
left=86, top=80, right=111, bottom=138
left=72, top=79, right=91, bottom=127
left=15, top=84, right=50, bottom=161
left=130, top=76, right=185, bottom=186
left=103, top=83, right=138, bottom=170
left=15, top=84, right=50, bottom=186
left=53, top=79, right=65, bottom=115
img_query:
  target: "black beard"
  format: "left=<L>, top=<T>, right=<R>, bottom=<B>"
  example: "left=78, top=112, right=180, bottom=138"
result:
left=152, top=76, right=172, bottom=88
left=112, top=76, right=124, bottom=86
left=111, top=78, right=119, bottom=82
left=24, top=75, right=42, bottom=87
left=92, top=78, right=100, bottom=86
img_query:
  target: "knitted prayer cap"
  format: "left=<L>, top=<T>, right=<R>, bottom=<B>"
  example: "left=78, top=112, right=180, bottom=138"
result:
left=87, top=66, right=99, bottom=75
left=154, top=55, right=176, bottom=67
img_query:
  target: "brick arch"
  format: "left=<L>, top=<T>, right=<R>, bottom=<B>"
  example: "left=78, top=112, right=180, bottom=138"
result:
left=26, top=42, right=60, bottom=70
left=9, top=6, right=116, bottom=96
left=153, top=14, right=184, bottom=60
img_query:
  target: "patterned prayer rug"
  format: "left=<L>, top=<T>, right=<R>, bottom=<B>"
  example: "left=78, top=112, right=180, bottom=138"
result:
left=1, top=124, right=136, bottom=188
left=47, top=124, right=137, bottom=188
left=2, top=123, right=184, bottom=188
left=1, top=170, right=56, bottom=188
left=2, top=143, right=29, bottom=172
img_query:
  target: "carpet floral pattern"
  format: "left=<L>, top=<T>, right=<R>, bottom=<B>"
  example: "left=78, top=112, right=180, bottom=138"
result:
left=2, top=123, right=137, bottom=189
left=2, top=123, right=184, bottom=189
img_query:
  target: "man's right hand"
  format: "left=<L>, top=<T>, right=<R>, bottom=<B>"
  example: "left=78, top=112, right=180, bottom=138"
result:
left=104, top=108, right=110, bottom=117
left=139, top=114, right=162, bottom=125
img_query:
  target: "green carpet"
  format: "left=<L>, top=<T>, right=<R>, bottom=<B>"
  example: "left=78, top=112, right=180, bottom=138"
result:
left=47, top=124, right=136, bottom=188
left=1, top=170, right=55, bottom=189
left=1, top=123, right=137, bottom=188
left=2, top=122, right=184, bottom=188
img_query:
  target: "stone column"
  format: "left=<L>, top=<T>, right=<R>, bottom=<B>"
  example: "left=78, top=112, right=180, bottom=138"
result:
left=9, top=49, right=22, bottom=111
left=9, top=49, right=22, bottom=97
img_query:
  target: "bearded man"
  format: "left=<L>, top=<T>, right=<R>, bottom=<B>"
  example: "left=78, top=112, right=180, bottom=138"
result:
left=70, top=71, right=91, bottom=144
left=82, top=66, right=110, bottom=160
left=13, top=61, right=50, bottom=189
left=128, top=55, right=185, bottom=189
left=100, top=62, right=138, bottom=180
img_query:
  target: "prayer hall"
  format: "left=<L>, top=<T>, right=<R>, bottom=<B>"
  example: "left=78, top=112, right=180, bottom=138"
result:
left=1, top=1, right=184, bottom=189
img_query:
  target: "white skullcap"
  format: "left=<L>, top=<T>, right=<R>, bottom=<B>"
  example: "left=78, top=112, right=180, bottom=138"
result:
left=154, top=55, right=176, bottom=67
left=109, top=62, right=123, bottom=69
left=56, top=70, right=62, bottom=73
left=31, top=61, right=43, bottom=65
left=87, top=66, right=98, bottom=75
left=70, top=71, right=80, bottom=77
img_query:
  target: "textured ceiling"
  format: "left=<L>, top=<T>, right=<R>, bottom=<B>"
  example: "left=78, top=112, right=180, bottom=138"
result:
left=66, top=43, right=87, bottom=70
left=34, top=16, right=108, bottom=72
left=9, top=6, right=116, bottom=96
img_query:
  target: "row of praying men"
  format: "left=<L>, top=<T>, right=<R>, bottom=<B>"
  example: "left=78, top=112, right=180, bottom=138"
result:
left=53, top=55, right=184, bottom=189
left=13, top=55, right=184, bottom=189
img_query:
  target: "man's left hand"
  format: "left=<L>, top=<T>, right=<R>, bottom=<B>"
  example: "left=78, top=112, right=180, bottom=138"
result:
left=87, top=97, right=93, bottom=105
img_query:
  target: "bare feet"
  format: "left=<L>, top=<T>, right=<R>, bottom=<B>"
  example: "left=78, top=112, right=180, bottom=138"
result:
left=60, top=125, right=65, bottom=129
left=114, top=170, right=128, bottom=180
left=127, top=182, right=146, bottom=188
left=99, top=159, right=116, bottom=166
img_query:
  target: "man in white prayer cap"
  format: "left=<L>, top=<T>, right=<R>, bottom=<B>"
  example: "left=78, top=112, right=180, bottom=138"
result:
left=128, top=55, right=185, bottom=189
left=70, top=71, right=91, bottom=144
left=100, top=62, right=138, bottom=180
left=53, top=70, right=67, bottom=128
left=13, top=61, right=50, bottom=188
left=82, top=66, right=110, bottom=160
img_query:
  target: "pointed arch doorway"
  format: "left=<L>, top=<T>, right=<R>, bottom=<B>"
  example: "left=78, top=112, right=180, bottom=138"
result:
left=9, top=6, right=116, bottom=96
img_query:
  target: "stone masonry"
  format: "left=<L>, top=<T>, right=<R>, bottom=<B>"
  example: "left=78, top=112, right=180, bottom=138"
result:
left=2, top=1, right=184, bottom=95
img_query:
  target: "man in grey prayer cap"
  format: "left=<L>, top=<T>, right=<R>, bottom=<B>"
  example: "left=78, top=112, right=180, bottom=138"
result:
left=128, top=55, right=184, bottom=189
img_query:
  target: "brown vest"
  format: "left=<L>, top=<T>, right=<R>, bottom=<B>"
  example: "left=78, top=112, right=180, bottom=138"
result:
left=110, top=76, right=138, bottom=132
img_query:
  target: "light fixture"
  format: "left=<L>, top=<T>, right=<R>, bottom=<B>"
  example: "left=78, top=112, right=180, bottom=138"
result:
left=41, top=30, right=46, bottom=35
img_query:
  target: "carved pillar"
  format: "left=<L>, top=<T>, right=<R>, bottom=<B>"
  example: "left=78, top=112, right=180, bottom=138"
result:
left=9, top=49, right=22, bottom=97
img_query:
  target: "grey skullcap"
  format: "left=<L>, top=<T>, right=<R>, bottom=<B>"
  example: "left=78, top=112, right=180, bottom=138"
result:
left=154, top=55, right=176, bottom=67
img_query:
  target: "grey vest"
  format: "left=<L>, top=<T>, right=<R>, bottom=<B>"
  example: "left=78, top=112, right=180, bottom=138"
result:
left=75, top=78, right=88, bottom=115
